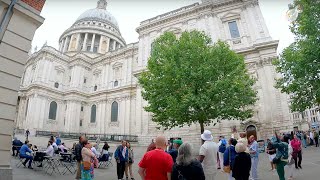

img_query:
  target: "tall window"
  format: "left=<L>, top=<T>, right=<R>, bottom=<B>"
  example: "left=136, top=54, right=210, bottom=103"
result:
left=54, top=82, right=59, bottom=88
left=94, top=85, right=97, bottom=91
left=114, top=80, right=118, bottom=87
left=228, top=21, right=240, bottom=38
left=49, top=101, right=57, bottom=120
left=90, top=105, right=96, bottom=123
left=111, top=101, right=118, bottom=122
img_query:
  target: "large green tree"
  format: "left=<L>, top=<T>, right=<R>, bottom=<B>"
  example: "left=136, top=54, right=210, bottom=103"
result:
left=138, top=30, right=257, bottom=133
left=273, top=0, right=320, bottom=112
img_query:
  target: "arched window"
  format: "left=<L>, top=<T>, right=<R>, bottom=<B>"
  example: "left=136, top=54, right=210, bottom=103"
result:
left=90, top=105, right=96, bottom=123
left=111, top=101, right=118, bottom=122
left=54, top=82, right=59, bottom=88
left=94, top=85, right=97, bottom=91
left=49, top=101, right=57, bottom=120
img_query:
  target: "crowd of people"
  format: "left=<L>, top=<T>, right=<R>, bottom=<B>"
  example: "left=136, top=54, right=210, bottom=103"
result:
left=13, top=127, right=319, bottom=180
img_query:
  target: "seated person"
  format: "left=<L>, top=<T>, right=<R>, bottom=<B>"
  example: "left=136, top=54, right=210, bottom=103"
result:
left=99, top=142, right=110, bottom=161
left=46, top=141, right=54, bottom=157
left=32, top=145, right=38, bottom=152
left=58, top=142, right=68, bottom=153
left=19, top=141, right=33, bottom=169
left=91, top=143, right=100, bottom=158
left=12, top=137, right=23, bottom=156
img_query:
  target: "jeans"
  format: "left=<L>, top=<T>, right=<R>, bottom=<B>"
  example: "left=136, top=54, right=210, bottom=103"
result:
left=276, top=161, right=287, bottom=180
left=250, top=157, right=259, bottom=180
left=293, top=150, right=302, bottom=168
left=315, top=138, right=319, bottom=147
left=20, top=154, right=33, bottom=167
left=117, top=161, right=126, bottom=179
left=302, top=139, right=307, bottom=148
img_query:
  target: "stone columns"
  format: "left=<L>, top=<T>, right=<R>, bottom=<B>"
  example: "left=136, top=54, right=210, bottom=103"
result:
left=63, top=36, right=69, bottom=52
left=90, top=34, right=96, bottom=52
left=82, top=33, right=88, bottom=51
left=98, top=35, right=103, bottom=53
left=75, top=33, right=81, bottom=51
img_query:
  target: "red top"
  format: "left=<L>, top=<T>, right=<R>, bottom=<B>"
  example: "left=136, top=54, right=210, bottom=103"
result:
left=139, top=148, right=174, bottom=180
left=291, top=139, right=301, bottom=151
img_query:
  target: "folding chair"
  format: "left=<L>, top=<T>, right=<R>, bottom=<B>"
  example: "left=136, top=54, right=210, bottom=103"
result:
left=98, top=154, right=109, bottom=168
left=106, top=152, right=113, bottom=167
left=16, top=156, right=26, bottom=168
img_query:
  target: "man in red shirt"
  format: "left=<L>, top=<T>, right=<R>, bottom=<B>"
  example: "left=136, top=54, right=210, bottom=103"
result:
left=138, top=136, right=174, bottom=180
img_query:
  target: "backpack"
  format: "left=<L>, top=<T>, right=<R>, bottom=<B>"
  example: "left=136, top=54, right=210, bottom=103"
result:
left=219, top=141, right=226, bottom=153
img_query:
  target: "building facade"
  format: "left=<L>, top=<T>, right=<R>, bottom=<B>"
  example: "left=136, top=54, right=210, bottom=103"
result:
left=0, top=0, right=45, bottom=179
left=16, top=0, right=293, bottom=146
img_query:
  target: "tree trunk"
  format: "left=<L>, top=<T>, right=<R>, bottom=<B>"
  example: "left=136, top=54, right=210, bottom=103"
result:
left=200, top=122, right=204, bottom=134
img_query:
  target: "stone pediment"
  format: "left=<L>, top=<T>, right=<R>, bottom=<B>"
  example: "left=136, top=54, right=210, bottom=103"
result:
left=112, top=62, right=123, bottom=69
left=220, top=12, right=241, bottom=22
left=54, top=65, right=65, bottom=73
left=93, top=68, right=102, bottom=75
left=165, top=27, right=182, bottom=35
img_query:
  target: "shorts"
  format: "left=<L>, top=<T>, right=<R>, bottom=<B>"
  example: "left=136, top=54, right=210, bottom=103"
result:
left=268, top=154, right=276, bottom=162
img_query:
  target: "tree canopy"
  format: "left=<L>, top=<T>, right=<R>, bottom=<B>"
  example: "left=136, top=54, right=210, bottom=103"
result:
left=138, top=30, right=257, bottom=133
left=273, top=0, right=320, bottom=112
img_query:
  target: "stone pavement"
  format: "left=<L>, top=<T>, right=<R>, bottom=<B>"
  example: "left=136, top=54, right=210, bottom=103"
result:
left=12, top=145, right=320, bottom=180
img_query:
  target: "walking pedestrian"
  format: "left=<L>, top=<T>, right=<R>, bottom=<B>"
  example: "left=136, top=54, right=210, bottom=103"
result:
left=302, top=132, right=307, bottom=148
left=314, top=131, right=319, bottom=147
left=114, top=140, right=129, bottom=180
left=138, top=136, right=174, bottom=180
left=291, top=135, right=302, bottom=169
left=266, top=139, right=276, bottom=171
left=248, top=135, right=259, bottom=180
left=286, top=138, right=295, bottom=180
left=172, top=143, right=205, bottom=180
left=81, top=140, right=98, bottom=180
left=199, top=130, right=218, bottom=180
left=218, top=136, right=227, bottom=170
left=232, top=143, right=251, bottom=180
left=75, top=135, right=86, bottom=180
left=125, top=142, right=135, bottom=180
left=272, top=132, right=289, bottom=180
left=223, top=138, right=237, bottom=180
left=25, top=129, right=30, bottom=141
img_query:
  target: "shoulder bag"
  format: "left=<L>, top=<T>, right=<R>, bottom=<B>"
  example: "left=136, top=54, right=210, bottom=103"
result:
left=223, top=147, right=231, bottom=173
left=83, top=161, right=91, bottom=170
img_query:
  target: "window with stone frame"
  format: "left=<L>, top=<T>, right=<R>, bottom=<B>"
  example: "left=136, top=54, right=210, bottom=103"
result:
left=114, top=80, right=118, bottom=87
left=49, top=101, right=58, bottom=120
left=94, top=85, right=97, bottom=91
left=228, top=21, right=240, bottom=38
left=54, top=82, right=59, bottom=88
left=80, top=119, right=83, bottom=127
left=111, top=101, right=118, bottom=122
left=90, top=105, right=96, bottom=123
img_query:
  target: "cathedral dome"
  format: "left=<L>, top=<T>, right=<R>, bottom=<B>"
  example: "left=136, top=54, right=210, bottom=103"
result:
left=75, top=0, right=118, bottom=29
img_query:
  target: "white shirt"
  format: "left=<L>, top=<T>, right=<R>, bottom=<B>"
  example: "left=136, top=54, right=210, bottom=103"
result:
left=45, top=145, right=54, bottom=157
left=199, top=141, right=218, bottom=174
left=52, top=142, right=58, bottom=150
left=91, top=147, right=99, bottom=158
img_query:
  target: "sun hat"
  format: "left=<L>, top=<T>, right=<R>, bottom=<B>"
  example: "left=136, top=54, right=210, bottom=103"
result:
left=201, top=130, right=213, bottom=141
left=173, top=139, right=183, bottom=146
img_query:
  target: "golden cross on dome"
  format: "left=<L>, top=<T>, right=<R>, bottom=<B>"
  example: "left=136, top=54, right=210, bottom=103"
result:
left=97, top=0, right=107, bottom=10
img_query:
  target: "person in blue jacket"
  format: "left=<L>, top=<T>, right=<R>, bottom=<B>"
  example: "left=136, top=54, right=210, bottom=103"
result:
left=114, top=140, right=129, bottom=180
left=224, top=138, right=238, bottom=180
left=19, top=141, right=33, bottom=169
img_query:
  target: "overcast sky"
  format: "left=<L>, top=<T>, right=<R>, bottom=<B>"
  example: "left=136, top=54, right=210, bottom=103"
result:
left=32, top=0, right=295, bottom=54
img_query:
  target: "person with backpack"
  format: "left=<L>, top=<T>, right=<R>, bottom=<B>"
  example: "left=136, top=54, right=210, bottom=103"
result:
left=218, top=136, right=227, bottom=170
left=272, top=132, right=289, bottom=180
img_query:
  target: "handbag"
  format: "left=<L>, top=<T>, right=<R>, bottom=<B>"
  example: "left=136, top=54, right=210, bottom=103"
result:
left=177, top=166, right=187, bottom=180
left=83, top=161, right=91, bottom=170
left=223, top=147, right=231, bottom=173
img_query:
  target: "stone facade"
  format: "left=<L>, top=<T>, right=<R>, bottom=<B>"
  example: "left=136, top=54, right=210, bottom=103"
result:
left=0, top=0, right=45, bottom=179
left=16, top=0, right=293, bottom=148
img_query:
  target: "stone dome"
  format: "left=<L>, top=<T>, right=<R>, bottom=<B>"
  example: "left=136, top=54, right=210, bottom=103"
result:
left=75, top=0, right=119, bottom=29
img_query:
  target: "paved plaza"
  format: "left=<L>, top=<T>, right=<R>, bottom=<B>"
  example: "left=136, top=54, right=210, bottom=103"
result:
left=11, top=143, right=320, bottom=180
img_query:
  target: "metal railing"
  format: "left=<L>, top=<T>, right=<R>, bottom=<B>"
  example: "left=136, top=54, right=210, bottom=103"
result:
left=35, top=131, right=138, bottom=142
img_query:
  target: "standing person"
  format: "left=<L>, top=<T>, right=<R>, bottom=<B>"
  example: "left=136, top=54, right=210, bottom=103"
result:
left=223, top=138, right=238, bottom=180
left=125, top=142, right=135, bottom=180
left=25, top=129, right=30, bottom=141
left=302, top=132, right=307, bottom=148
left=237, top=132, right=249, bottom=153
left=248, top=135, right=259, bottom=180
left=266, top=139, right=276, bottom=171
left=114, top=140, right=129, bottom=180
left=19, top=141, right=33, bottom=169
left=314, top=131, right=319, bottom=147
left=168, top=139, right=183, bottom=163
left=138, top=136, right=174, bottom=180
left=272, top=133, right=289, bottom=180
left=218, top=136, right=227, bottom=170
left=291, top=135, right=302, bottom=169
left=75, top=135, right=86, bottom=180
left=146, top=139, right=156, bottom=152
left=232, top=143, right=251, bottom=180
left=171, top=143, right=205, bottom=180
left=81, top=140, right=98, bottom=180
left=309, top=131, right=314, bottom=145
left=91, top=143, right=100, bottom=159
left=286, top=138, right=295, bottom=180
left=199, top=130, right=218, bottom=180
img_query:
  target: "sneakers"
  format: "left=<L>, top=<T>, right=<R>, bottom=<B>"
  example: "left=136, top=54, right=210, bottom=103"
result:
left=28, top=166, right=33, bottom=169
left=298, top=165, right=302, bottom=169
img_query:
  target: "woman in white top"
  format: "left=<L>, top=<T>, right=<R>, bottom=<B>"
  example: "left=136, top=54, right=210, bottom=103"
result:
left=45, top=140, right=54, bottom=157
left=91, top=143, right=100, bottom=158
left=286, top=139, right=295, bottom=180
